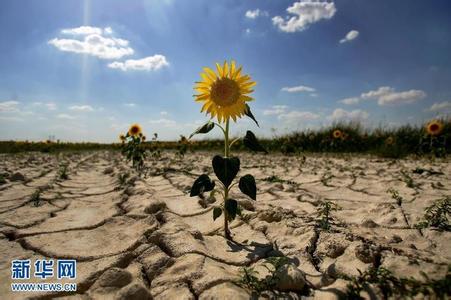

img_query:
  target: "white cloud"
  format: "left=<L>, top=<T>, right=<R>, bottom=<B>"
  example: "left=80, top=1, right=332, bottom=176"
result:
left=339, top=97, right=361, bottom=105
left=378, top=90, right=426, bottom=105
left=108, top=55, right=169, bottom=71
left=69, top=105, right=94, bottom=112
left=278, top=110, right=320, bottom=122
left=429, top=101, right=451, bottom=112
left=272, top=0, right=337, bottom=33
left=339, top=30, right=359, bottom=43
left=340, top=86, right=426, bottom=106
left=361, top=86, right=394, bottom=100
left=160, top=111, right=168, bottom=116
left=61, top=26, right=104, bottom=35
left=328, top=108, right=369, bottom=121
left=123, top=102, right=136, bottom=107
left=49, top=27, right=134, bottom=60
left=263, top=105, right=288, bottom=116
left=149, top=118, right=176, bottom=127
left=281, top=85, right=316, bottom=93
left=56, top=114, right=76, bottom=120
left=0, top=101, right=20, bottom=112
left=245, top=9, right=268, bottom=19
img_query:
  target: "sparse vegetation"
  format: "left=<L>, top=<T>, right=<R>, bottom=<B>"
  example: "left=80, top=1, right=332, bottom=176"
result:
left=415, top=197, right=450, bottom=231
left=387, top=188, right=404, bottom=206
left=30, top=189, right=41, bottom=207
left=343, top=266, right=451, bottom=299
left=316, top=200, right=341, bottom=231
left=57, top=163, right=69, bottom=180
left=237, top=256, right=289, bottom=294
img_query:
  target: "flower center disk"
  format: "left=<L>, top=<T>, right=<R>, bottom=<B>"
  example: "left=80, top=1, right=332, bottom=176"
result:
left=210, top=78, right=240, bottom=107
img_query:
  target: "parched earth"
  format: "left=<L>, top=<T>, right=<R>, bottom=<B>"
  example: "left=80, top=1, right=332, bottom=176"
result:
left=0, top=151, right=449, bottom=299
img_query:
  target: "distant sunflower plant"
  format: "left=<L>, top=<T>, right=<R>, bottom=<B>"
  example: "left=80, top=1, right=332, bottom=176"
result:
left=189, top=60, right=267, bottom=239
left=120, top=123, right=147, bottom=173
left=422, top=120, right=446, bottom=157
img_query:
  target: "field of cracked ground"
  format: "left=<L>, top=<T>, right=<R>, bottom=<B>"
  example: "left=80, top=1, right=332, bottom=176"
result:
left=0, top=151, right=450, bottom=299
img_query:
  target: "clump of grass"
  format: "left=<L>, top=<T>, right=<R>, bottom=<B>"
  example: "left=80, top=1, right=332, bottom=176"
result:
left=415, top=197, right=450, bottom=231
left=30, top=189, right=41, bottom=207
left=262, top=175, right=296, bottom=185
left=117, top=172, right=130, bottom=189
left=401, top=170, right=418, bottom=189
left=387, top=188, right=403, bottom=206
left=57, top=163, right=69, bottom=180
left=237, top=256, right=289, bottom=294
left=0, top=174, right=6, bottom=185
left=316, top=200, right=341, bottom=231
left=344, top=266, right=451, bottom=299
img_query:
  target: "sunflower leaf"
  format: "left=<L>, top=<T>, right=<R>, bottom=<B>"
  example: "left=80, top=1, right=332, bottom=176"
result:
left=213, top=207, right=222, bottom=221
left=212, top=156, right=240, bottom=188
left=239, top=174, right=257, bottom=200
left=189, top=121, right=215, bottom=139
left=190, top=174, right=215, bottom=197
left=225, top=199, right=238, bottom=221
left=244, top=104, right=259, bottom=127
left=243, top=131, right=268, bottom=154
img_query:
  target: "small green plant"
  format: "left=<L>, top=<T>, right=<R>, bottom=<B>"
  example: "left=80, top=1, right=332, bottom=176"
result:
left=0, top=174, right=6, bottom=185
left=387, top=188, right=403, bottom=206
left=57, top=163, right=69, bottom=180
left=237, top=256, right=289, bottom=294
left=401, top=170, right=418, bottom=189
left=415, top=197, right=450, bottom=231
left=30, top=189, right=41, bottom=207
left=344, top=266, right=451, bottom=299
left=120, top=124, right=147, bottom=173
left=117, top=172, right=130, bottom=189
left=262, top=175, right=296, bottom=185
left=176, top=135, right=188, bottom=158
left=316, top=200, right=341, bottom=231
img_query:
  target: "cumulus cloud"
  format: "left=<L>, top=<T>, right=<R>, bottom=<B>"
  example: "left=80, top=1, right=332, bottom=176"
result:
left=272, top=0, right=336, bottom=33
left=339, top=30, right=359, bottom=43
left=281, top=85, right=316, bottom=93
left=428, top=101, right=451, bottom=112
left=69, top=105, right=94, bottom=112
left=245, top=9, right=268, bottom=19
left=339, top=97, right=360, bottom=105
left=328, top=108, right=369, bottom=121
left=149, top=118, right=176, bottom=127
left=49, top=26, right=134, bottom=60
left=56, top=114, right=76, bottom=120
left=61, top=26, right=107, bottom=35
left=340, top=86, right=426, bottom=106
left=0, top=101, right=20, bottom=112
left=278, top=110, right=320, bottom=122
left=123, top=103, right=136, bottom=107
left=108, top=55, right=169, bottom=71
left=263, top=105, right=288, bottom=116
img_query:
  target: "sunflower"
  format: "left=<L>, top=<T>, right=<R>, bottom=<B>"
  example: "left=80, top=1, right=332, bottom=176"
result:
left=128, top=124, right=142, bottom=137
left=426, top=120, right=443, bottom=136
left=194, top=60, right=256, bottom=123
left=119, top=134, right=126, bottom=143
left=385, top=136, right=394, bottom=145
left=142, top=135, right=146, bottom=141
left=332, top=129, right=342, bottom=139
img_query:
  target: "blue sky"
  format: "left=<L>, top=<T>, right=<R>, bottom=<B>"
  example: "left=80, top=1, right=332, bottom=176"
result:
left=1, top=0, right=451, bottom=142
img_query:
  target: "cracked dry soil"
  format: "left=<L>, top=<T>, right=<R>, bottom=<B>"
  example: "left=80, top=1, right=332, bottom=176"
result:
left=0, top=151, right=449, bottom=299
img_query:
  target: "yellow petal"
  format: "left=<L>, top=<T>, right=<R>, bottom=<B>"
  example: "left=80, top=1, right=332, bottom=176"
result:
left=216, top=63, right=223, bottom=78
left=200, top=73, right=213, bottom=84
left=203, top=67, right=217, bottom=81
left=230, top=60, right=236, bottom=78
left=223, top=61, right=228, bottom=78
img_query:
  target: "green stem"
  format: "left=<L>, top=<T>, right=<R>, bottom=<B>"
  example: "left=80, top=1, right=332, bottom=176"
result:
left=223, top=117, right=231, bottom=239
